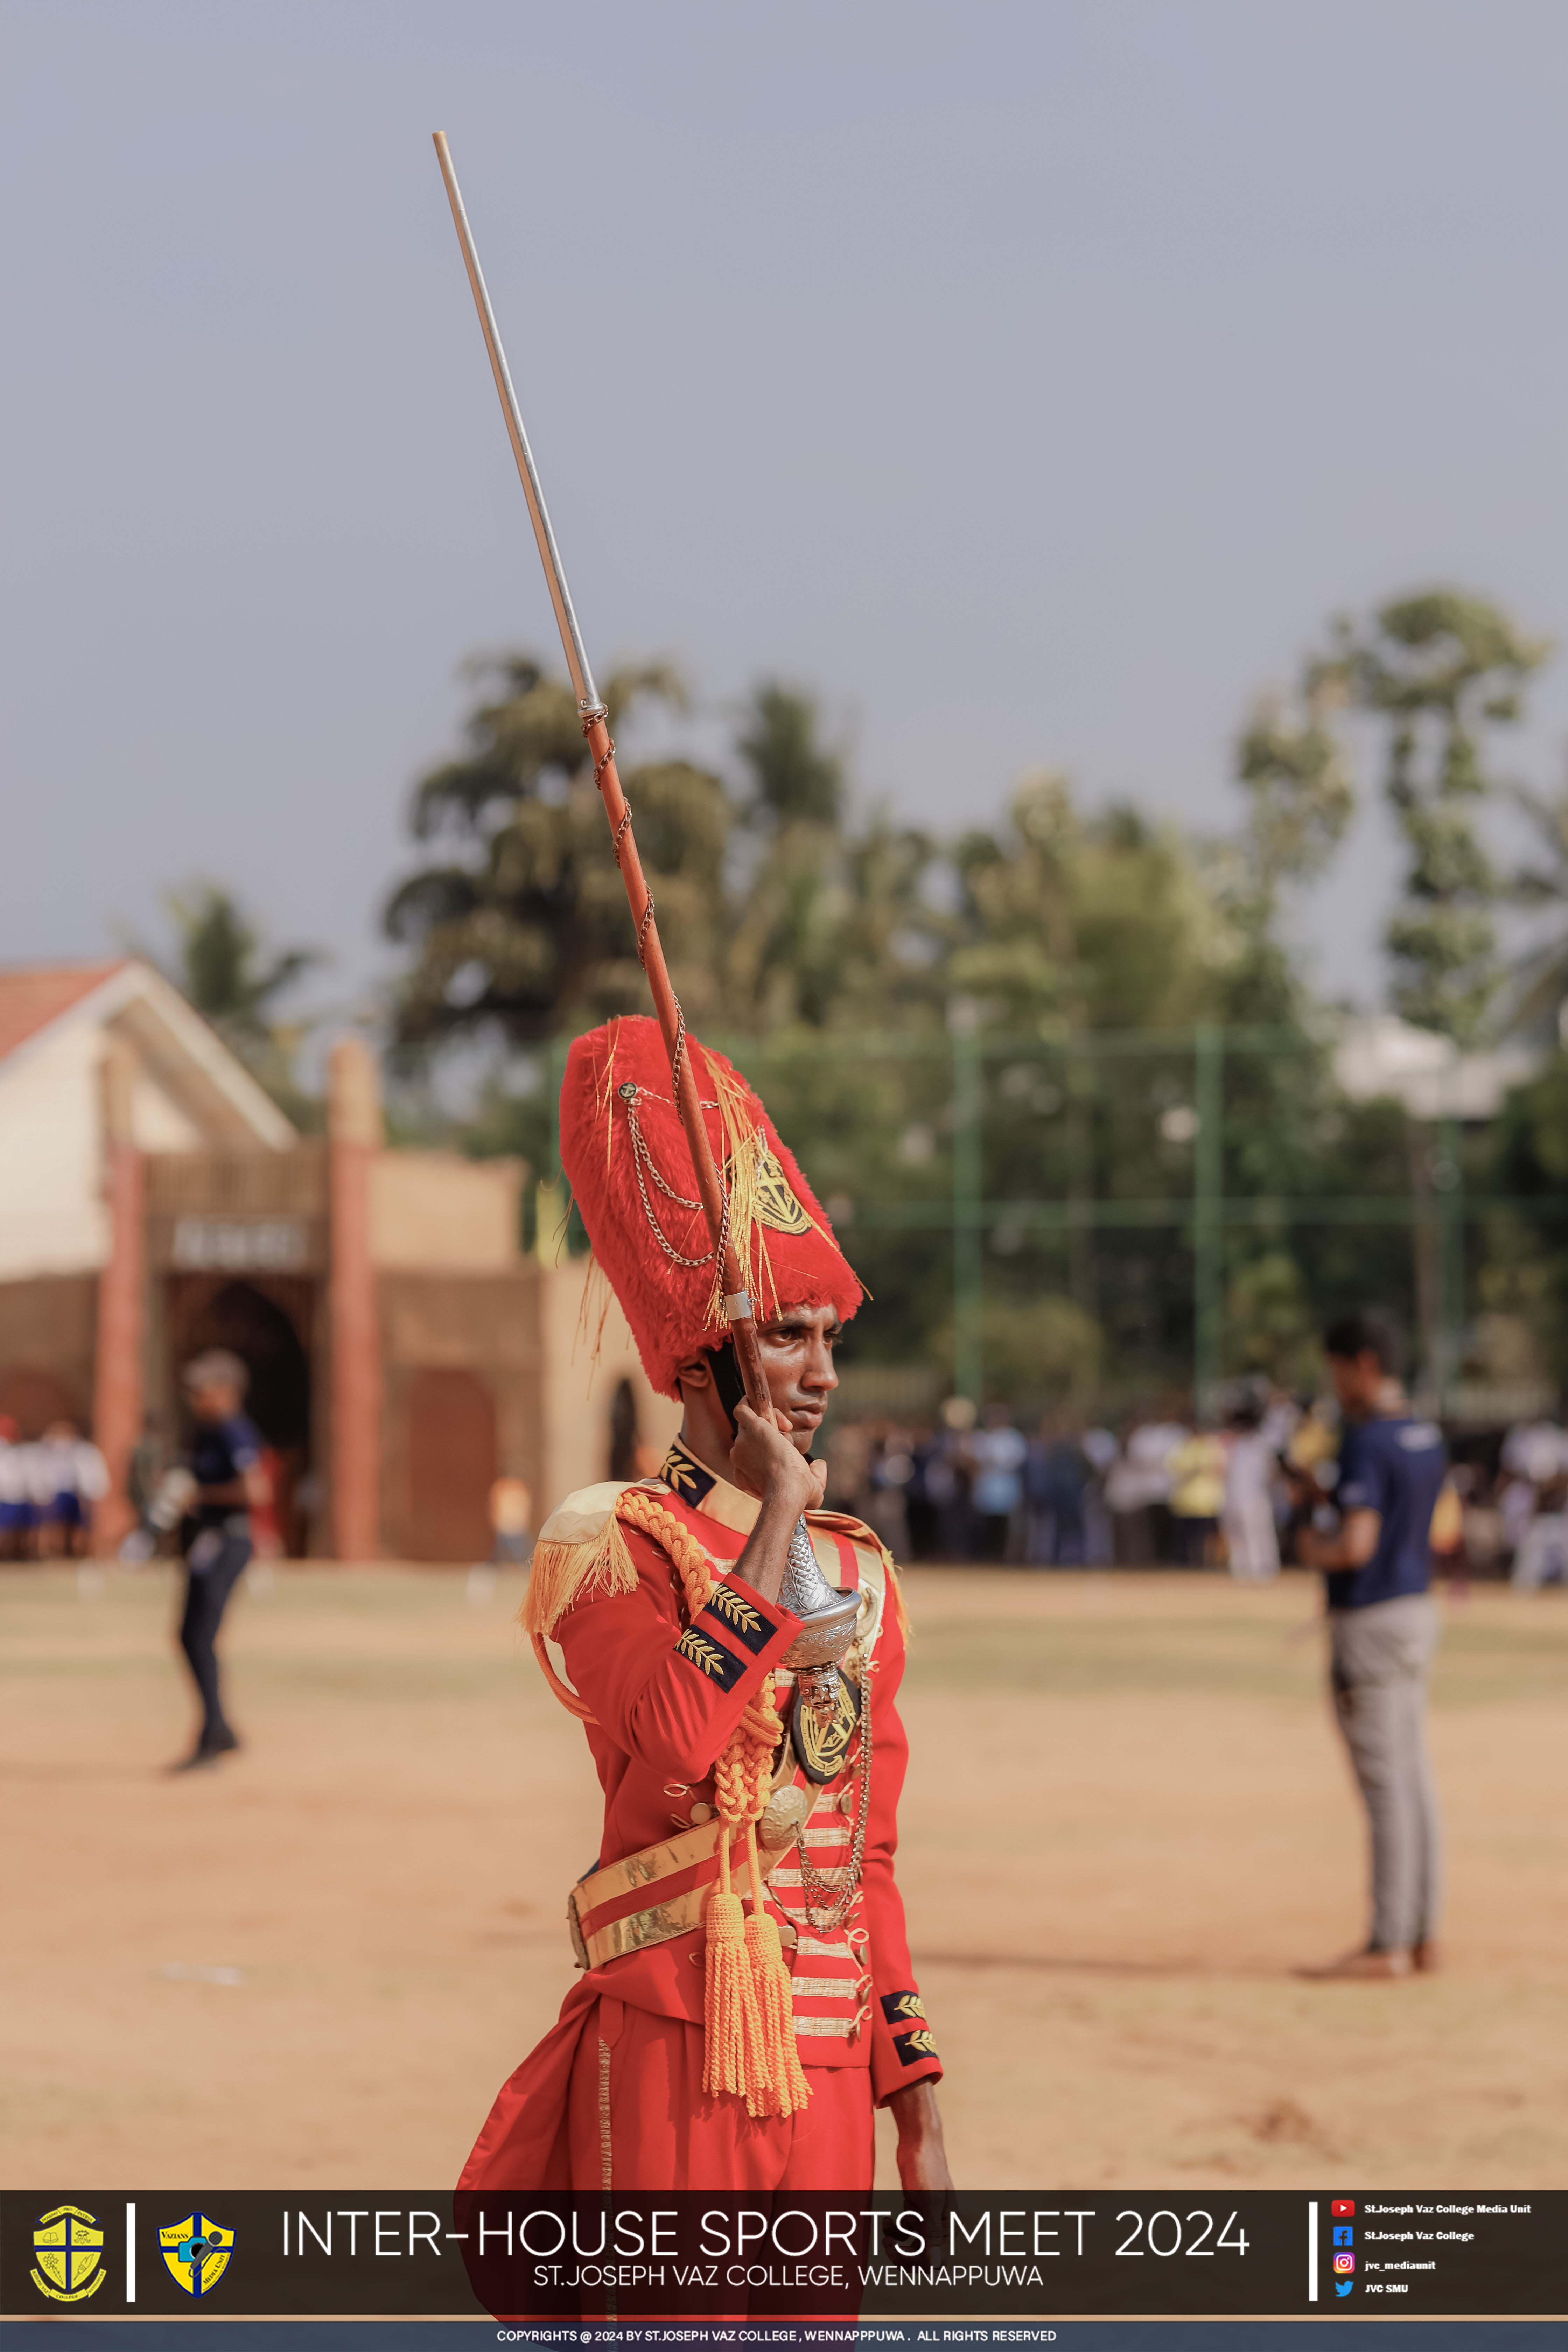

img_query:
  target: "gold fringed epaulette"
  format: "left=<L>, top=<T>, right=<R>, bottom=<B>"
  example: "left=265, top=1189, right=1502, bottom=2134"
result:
left=521, top=1480, right=642, bottom=1639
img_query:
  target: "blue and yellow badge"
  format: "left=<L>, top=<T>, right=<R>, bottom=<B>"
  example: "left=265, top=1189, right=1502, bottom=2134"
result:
left=31, top=2206, right=105, bottom=2302
left=160, top=2213, right=234, bottom=2295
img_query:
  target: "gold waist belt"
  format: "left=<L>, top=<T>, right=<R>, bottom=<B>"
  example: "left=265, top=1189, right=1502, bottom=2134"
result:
left=568, top=1819, right=798, bottom=1972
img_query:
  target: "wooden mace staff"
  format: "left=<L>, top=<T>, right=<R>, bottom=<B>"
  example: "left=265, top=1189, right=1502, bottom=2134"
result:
left=432, top=131, right=774, bottom=1419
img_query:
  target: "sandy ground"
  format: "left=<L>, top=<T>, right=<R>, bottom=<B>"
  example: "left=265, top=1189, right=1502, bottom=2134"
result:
left=2, top=1559, right=1564, bottom=2192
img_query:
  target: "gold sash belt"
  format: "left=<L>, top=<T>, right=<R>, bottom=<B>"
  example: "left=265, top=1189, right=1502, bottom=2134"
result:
left=568, top=1820, right=798, bottom=1971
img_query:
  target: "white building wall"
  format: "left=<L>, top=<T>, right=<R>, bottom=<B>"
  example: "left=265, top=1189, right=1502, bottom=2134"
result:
left=0, top=1021, right=220, bottom=1280
left=130, top=1067, right=204, bottom=1152
left=0, top=1026, right=110, bottom=1278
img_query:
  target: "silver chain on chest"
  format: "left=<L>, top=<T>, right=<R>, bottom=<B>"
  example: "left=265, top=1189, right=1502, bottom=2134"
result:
left=777, top=1680, right=873, bottom=1934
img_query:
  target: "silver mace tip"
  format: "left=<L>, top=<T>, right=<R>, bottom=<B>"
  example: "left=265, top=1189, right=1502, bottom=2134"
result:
left=778, top=1517, right=860, bottom=1722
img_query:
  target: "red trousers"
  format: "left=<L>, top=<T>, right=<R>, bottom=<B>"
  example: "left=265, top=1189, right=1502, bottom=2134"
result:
left=570, top=1994, right=875, bottom=2192
left=463, top=1993, right=876, bottom=2322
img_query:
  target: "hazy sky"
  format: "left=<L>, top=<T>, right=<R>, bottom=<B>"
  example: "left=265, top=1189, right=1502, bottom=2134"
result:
left=5, top=0, right=1568, bottom=1028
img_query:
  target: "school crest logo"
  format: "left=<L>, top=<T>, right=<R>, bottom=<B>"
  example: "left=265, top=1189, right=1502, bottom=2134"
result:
left=754, top=1146, right=812, bottom=1236
left=30, top=2205, right=106, bottom=2302
left=160, top=2213, right=234, bottom=2296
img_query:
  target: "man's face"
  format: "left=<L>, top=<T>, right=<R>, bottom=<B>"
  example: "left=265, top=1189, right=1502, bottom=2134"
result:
left=1326, top=1348, right=1385, bottom=1414
left=755, top=1302, right=842, bottom=1452
left=188, top=1381, right=241, bottom=1425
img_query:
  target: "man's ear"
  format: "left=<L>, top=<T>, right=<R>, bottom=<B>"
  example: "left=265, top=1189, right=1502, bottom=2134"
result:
left=676, top=1354, right=713, bottom=1395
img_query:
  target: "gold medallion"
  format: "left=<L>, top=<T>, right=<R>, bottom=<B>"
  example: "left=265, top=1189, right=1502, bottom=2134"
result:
left=790, top=1669, right=859, bottom=1783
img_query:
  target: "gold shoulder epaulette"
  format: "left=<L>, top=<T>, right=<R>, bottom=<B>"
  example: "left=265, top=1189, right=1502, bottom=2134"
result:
left=523, top=1478, right=659, bottom=1638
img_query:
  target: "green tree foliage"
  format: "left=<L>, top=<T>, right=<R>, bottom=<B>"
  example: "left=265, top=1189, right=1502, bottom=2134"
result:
left=383, top=658, right=729, bottom=1050
left=385, top=602, right=1561, bottom=1409
left=1487, top=1052, right=1568, bottom=1386
left=159, top=882, right=322, bottom=1125
left=1234, top=675, right=1356, bottom=911
left=762, top=773, right=1338, bottom=1394
left=726, top=683, right=943, bottom=1031
left=1504, top=766, right=1568, bottom=1039
left=930, top=1292, right=1105, bottom=1406
left=1323, top=589, right=1549, bottom=1042
left=385, top=668, right=942, bottom=1051
left=1224, top=1251, right=1318, bottom=1387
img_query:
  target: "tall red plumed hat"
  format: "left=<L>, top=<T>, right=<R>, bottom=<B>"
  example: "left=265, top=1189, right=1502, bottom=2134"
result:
left=559, top=1016, right=863, bottom=1398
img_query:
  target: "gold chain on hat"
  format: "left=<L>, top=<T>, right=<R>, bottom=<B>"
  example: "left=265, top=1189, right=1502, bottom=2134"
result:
left=618, top=1079, right=726, bottom=1270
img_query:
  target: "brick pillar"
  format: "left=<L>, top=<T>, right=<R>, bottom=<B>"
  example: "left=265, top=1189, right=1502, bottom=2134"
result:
left=93, top=1040, right=145, bottom=1552
left=329, top=1037, right=383, bottom=1561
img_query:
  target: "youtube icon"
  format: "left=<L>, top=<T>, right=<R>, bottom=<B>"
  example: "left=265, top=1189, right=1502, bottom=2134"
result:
left=1332, top=2199, right=1356, bottom=2217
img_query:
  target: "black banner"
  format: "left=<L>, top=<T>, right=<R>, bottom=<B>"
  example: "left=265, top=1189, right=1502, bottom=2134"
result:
left=6, top=2193, right=1561, bottom=2320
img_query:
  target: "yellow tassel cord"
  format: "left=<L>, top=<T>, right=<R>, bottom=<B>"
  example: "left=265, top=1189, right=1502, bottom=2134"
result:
left=702, top=1813, right=767, bottom=2106
left=744, top=1820, right=811, bottom=2116
left=614, top=1484, right=808, bottom=2118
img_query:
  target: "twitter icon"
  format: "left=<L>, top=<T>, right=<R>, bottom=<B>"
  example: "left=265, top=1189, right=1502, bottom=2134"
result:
left=1335, top=2282, right=1354, bottom=2299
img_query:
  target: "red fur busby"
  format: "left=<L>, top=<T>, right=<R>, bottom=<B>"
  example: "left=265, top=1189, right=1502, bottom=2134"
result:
left=559, top=1017, right=863, bottom=1399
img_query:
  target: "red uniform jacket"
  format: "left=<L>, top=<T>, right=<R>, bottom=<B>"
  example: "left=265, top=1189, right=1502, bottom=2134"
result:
left=547, top=1440, right=940, bottom=2103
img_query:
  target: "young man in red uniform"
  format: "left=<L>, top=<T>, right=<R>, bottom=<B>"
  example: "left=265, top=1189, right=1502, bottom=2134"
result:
left=460, top=1017, right=950, bottom=2198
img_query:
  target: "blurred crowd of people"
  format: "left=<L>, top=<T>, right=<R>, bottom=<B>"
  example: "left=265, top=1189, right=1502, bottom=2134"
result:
left=1455, top=1418, right=1568, bottom=1589
left=0, top=1414, right=108, bottom=1558
left=825, top=1386, right=1568, bottom=1586
left=0, top=1401, right=294, bottom=1569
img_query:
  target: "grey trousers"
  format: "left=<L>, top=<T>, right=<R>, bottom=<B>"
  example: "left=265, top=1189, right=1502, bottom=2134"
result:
left=1329, top=1592, right=1443, bottom=1952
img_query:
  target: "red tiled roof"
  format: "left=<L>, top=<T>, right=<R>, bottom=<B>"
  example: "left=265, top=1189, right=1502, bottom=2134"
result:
left=0, top=959, right=128, bottom=1062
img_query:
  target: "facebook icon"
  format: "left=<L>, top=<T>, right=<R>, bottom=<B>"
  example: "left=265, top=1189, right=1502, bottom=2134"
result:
left=1333, top=2226, right=1354, bottom=2246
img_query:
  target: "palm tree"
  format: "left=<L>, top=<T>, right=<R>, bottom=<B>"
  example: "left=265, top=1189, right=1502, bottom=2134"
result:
left=165, top=883, right=319, bottom=1046
left=382, top=656, right=712, bottom=1049
left=161, top=882, right=324, bottom=1119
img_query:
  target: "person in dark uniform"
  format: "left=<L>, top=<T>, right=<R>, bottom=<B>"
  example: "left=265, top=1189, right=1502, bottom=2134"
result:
left=169, top=1349, right=268, bottom=1773
left=1296, top=1309, right=1448, bottom=1979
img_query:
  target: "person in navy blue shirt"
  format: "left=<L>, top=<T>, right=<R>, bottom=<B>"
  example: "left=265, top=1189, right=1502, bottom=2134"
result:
left=1297, top=1309, right=1448, bottom=1979
left=169, top=1349, right=268, bottom=1773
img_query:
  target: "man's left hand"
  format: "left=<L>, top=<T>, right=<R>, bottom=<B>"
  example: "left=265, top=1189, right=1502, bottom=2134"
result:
left=888, top=2081, right=955, bottom=2190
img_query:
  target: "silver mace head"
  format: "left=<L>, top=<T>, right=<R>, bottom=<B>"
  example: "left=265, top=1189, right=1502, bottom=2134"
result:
left=779, top=1517, right=860, bottom=1722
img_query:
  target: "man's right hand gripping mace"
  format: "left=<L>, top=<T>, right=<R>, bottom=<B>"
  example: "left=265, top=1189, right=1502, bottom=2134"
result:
left=432, top=134, right=858, bottom=1711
